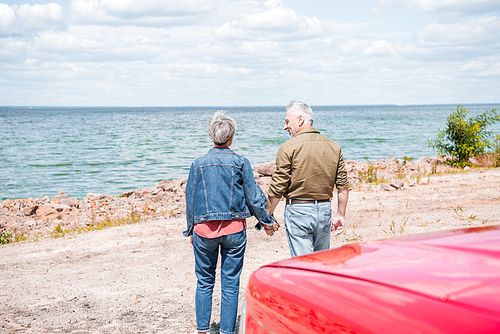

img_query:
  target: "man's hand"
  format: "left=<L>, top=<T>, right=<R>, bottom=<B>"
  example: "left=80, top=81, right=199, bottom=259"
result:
left=331, top=215, right=344, bottom=236
left=264, top=222, right=280, bottom=236
left=332, top=187, right=349, bottom=236
left=264, top=225, right=275, bottom=236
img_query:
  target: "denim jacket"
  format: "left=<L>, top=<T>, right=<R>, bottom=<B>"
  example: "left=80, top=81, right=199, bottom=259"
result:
left=183, top=147, right=274, bottom=237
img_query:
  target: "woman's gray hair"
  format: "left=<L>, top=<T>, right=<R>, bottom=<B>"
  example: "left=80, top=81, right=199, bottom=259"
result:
left=286, top=101, right=314, bottom=125
left=208, top=111, right=236, bottom=146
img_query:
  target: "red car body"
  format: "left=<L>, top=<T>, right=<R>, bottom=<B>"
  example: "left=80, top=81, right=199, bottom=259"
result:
left=242, top=225, right=500, bottom=334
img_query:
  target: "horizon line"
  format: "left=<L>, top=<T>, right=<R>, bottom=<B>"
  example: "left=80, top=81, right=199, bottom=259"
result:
left=1, top=102, right=499, bottom=109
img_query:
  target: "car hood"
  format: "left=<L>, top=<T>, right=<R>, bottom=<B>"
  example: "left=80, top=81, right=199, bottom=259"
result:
left=268, top=225, right=500, bottom=303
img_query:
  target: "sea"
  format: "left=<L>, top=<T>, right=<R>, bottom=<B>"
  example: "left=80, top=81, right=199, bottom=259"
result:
left=1, top=104, right=499, bottom=200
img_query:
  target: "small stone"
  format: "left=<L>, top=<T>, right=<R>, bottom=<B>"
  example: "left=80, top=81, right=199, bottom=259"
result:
left=380, top=183, right=397, bottom=191
left=389, top=179, right=404, bottom=189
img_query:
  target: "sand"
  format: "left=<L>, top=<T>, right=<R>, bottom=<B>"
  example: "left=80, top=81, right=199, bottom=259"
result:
left=1, top=168, right=499, bottom=334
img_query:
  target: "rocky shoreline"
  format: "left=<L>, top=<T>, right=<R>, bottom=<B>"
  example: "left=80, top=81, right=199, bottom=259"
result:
left=0, top=157, right=462, bottom=242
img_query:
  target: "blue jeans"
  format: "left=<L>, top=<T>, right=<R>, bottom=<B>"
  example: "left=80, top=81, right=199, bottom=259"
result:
left=192, top=229, right=247, bottom=334
left=284, top=202, right=332, bottom=257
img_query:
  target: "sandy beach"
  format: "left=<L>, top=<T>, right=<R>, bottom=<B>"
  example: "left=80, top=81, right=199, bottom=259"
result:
left=1, top=167, right=500, bottom=334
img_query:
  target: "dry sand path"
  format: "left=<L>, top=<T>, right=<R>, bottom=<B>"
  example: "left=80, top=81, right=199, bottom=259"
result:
left=1, top=168, right=499, bottom=334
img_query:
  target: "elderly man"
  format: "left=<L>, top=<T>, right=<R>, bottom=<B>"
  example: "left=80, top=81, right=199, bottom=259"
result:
left=267, top=101, right=349, bottom=257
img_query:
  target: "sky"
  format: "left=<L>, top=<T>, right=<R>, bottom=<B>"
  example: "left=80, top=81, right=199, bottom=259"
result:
left=0, top=0, right=499, bottom=106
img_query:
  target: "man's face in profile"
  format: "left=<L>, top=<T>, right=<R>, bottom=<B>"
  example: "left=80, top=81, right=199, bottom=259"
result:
left=284, top=110, right=300, bottom=137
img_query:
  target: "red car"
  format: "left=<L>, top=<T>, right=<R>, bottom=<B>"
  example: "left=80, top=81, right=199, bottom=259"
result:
left=241, top=225, right=500, bottom=334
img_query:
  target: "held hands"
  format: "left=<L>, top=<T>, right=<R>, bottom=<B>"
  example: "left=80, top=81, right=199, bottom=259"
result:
left=264, top=215, right=280, bottom=236
left=331, top=215, right=345, bottom=236
left=264, top=221, right=280, bottom=236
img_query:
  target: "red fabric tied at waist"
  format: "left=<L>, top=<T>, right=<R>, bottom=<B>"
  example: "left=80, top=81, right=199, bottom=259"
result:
left=194, top=219, right=246, bottom=239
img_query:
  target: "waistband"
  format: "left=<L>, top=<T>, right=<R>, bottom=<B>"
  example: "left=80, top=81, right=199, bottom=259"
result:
left=285, top=198, right=331, bottom=205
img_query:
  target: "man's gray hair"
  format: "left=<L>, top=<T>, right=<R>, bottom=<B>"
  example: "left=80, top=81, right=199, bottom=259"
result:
left=208, top=111, right=236, bottom=146
left=286, top=101, right=314, bottom=125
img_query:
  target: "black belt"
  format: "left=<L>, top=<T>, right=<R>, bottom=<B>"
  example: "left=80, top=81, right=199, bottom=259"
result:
left=285, top=199, right=330, bottom=205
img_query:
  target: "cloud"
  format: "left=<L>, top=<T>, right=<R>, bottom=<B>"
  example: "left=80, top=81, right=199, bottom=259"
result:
left=339, top=39, right=396, bottom=57
left=0, top=3, right=66, bottom=37
left=415, top=16, right=500, bottom=47
left=374, top=0, right=500, bottom=14
left=213, top=1, right=323, bottom=41
left=70, top=0, right=220, bottom=26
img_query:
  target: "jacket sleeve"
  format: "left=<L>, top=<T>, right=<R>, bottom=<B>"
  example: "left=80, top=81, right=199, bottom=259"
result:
left=335, top=149, right=350, bottom=190
left=242, top=158, right=275, bottom=230
left=267, top=144, right=291, bottom=199
left=183, top=163, right=196, bottom=237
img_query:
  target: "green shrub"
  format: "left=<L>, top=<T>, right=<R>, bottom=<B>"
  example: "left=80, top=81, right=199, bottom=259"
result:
left=493, top=134, right=500, bottom=167
left=0, top=232, right=12, bottom=245
left=428, top=106, right=500, bottom=167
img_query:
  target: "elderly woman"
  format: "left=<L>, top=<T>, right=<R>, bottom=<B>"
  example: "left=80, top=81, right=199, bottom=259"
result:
left=184, top=111, right=277, bottom=334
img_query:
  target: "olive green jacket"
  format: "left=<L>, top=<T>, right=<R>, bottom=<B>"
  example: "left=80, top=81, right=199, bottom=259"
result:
left=268, top=127, right=349, bottom=200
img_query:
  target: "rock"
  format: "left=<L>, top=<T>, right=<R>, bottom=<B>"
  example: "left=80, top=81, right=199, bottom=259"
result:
left=380, top=183, right=397, bottom=191
left=151, top=188, right=163, bottom=196
left=23, top=205, right=38, bottom=216
left=177, top=176, right=188, bottom=186
left=60, top=198, right=79, bottom=207
left=79, top=200, right=90, bottom=210
left=389, top=179, right=404, bottom=189
left=121, top=190, right=135, bottom=198
left=407, top=162, right=417, bottom=171
left=386, top=156, right=397, bottom=164
left=464, top=166, right=470, bottom=171
left=86, top=193, right=107, bottom=201
left=36, top=205, right=58, bottom=219
left=51, top=204, right=72, bottom=212
left=253, top=161, right=276, bottom=176
left=259, top=176, right=272, bottom=185
left=55, top=193, right=69, bottom=200
left=172, top=177, right=188, bottom=190
left=158, top=180, right=175, bottom=192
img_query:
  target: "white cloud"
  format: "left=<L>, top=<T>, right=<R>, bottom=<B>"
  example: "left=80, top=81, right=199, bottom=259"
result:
left=375, top=0, right=500, bottom=14
left=415, top=16, right=500, bottom=47
left=339, top=39, right=396, bottom=57
left=213, top=2, right=323, bottom=41
left=0, top=3, right=66, bottom=36
left=70, top=0, right=220, bottom=26
left=364, top=40, right=396, bottom=56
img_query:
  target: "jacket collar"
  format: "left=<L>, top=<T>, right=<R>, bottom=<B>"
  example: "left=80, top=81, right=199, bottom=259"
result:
left=294, top=127, right=319, bottom=137
left=208, top=146, right=234, bottom=153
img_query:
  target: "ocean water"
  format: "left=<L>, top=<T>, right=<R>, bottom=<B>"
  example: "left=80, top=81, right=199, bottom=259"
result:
left=1, top=104, right=499, bottom=200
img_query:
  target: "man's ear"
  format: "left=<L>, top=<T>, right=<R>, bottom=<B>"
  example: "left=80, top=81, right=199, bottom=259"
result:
left=297, top=115, right=305, bottom=127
